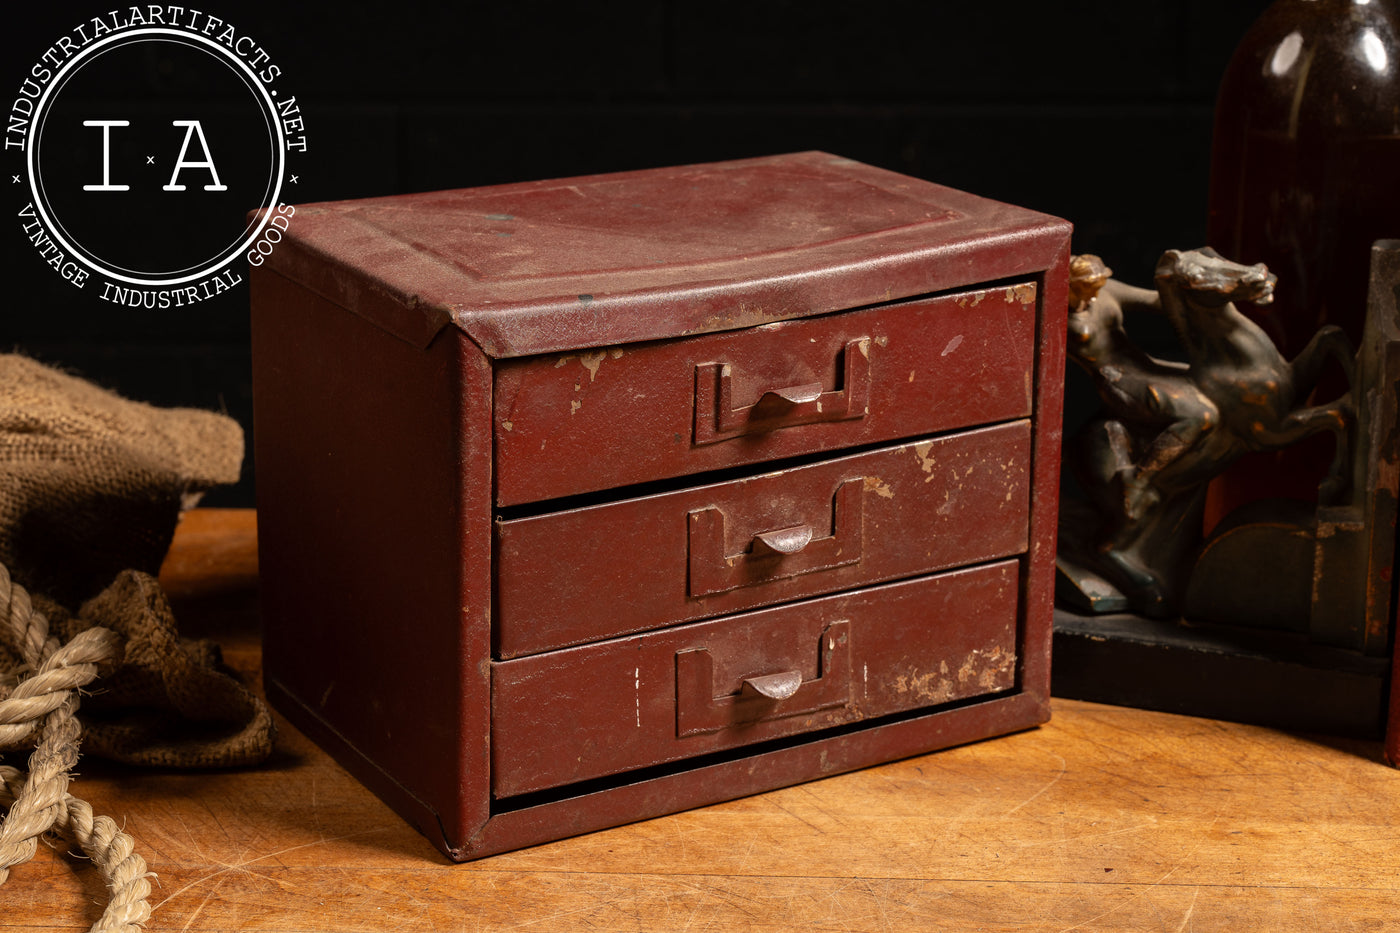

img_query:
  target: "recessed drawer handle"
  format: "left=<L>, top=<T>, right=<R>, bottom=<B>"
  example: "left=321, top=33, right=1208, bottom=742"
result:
left=751, top=524, right=814, bottom=556
left=742, top=670, right=803, bottom=700
left=688, top=478, right=865, bottom=598
left=675, top=620, right=852, bottom=737
left=693, top=338, right=871, bottom=445
left=762, top=382, right=824, bottom=406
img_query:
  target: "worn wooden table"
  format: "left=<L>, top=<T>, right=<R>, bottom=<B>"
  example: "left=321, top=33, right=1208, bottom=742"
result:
left=6, top=509, right=1398, bottom=931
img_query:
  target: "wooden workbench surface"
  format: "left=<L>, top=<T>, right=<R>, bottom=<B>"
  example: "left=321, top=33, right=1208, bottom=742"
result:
left=6, top=510, right=1398, bottom=931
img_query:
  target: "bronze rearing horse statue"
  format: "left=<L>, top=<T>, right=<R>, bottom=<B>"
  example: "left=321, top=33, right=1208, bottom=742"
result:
left=1066, top=248, right=1354, bottom=617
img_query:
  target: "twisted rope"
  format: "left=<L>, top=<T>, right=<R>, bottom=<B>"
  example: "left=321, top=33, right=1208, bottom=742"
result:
left=0, top=562, right=154, bottom=931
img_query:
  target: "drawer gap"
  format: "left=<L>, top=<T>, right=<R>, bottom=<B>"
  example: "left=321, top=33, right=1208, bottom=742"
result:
left=490, top=553, right=1028, bottom=662
left=489, top=685, right=1020, bottom=813
left=493, top=416, right=1031, bottom=523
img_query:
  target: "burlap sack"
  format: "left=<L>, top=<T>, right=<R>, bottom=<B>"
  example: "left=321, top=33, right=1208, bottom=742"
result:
left=0, top=353, right=274, bottom=767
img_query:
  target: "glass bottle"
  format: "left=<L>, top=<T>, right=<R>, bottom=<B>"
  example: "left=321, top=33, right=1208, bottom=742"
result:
left=1205, top=0, right=1400, bottom=521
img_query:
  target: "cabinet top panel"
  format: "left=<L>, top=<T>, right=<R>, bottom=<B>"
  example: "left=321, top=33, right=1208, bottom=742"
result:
left=259, top=151, right=1070, bottom=356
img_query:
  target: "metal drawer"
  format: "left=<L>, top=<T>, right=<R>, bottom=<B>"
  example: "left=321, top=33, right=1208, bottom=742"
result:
left=491, top=561, right=1021, bottom=798
left=493, top=283, right=1038, bottom=506
left=495, top=422, right=1031, bottom=658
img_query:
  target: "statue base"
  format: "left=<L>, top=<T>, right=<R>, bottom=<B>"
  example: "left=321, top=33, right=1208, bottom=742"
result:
left=1052, top=607, right=1389, bottom=739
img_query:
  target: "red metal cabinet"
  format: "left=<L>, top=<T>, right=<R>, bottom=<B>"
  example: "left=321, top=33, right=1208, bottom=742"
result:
left=251, top=152, right=1071, bottom=861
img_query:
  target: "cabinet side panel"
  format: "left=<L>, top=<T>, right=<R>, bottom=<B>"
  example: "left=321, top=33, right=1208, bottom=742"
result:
left=1021, top=239, right=1071, bottom=708
left=252, top=268, right=492, bottom=855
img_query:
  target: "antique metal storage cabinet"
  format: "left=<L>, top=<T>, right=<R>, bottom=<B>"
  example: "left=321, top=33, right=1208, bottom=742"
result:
left=251, top=152, right=1071, bottom=860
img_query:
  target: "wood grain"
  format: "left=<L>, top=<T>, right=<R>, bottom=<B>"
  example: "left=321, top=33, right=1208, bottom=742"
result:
left=5, top=509, right=1397, bottom=931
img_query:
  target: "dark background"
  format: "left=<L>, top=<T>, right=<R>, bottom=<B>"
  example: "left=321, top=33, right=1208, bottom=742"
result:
left=6, top=1, right=1272, bottom=506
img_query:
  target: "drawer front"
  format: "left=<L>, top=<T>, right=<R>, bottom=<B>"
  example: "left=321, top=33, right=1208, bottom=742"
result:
left=495, top=421, right=1031, bottom=658
left=493, top=283, right=1038, bottom=506
left=492, top=562, right=1021, bottom=798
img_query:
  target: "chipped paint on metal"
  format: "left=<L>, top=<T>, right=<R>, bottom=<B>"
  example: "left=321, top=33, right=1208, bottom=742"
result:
left=864, top=476, right=895, bottom=499
left=913, top=441, right=936, bottom=475
left=580, top=351, right=607, bottom=382
left=1006, top=283, right=1036, bottom=305
left=890, top=664, right=957, bottom=704
left=941, top=334, right=964, bottom=356
left=956, top=644, right=1016, bottom=690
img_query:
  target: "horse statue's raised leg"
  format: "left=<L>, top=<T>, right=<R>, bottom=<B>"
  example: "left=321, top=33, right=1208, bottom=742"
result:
left=1247, top=400, right=1354, bottom=503
left=1285, top=324, right=1356, bottom=502
left=1291, top=324, right=1356, bottom=396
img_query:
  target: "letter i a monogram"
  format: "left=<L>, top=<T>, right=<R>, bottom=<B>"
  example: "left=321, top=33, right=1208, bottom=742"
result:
left=80, top=119, right=228, bottom=192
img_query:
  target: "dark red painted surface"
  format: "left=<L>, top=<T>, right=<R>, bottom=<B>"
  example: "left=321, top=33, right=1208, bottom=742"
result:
left=495, top=424, right=1031, bottom=658
left=252, top=271, right=495, bottom=850
left=252, top=152, right=1071, bottom=861
left=493, top=563, right=1020, bottom=797
left=494, top=283, right=1037, bottom=505
left=260, top=151, right=1067, bottom=356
